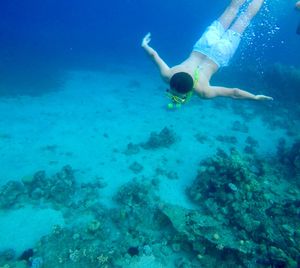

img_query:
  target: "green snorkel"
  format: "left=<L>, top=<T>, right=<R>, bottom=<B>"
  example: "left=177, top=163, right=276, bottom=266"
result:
left=166, top=67, right=200, bottom=109
left=166, top=91, right=193, bottom=109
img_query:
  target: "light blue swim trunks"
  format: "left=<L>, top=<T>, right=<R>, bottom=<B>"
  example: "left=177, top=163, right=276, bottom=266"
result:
left=193, top=20, right=241, bottom=67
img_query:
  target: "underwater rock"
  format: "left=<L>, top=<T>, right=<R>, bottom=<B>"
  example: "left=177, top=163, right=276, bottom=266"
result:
left=216, top=135, right=237, bottom=144
left=155, top=168, right=179, bottom=180
left=231, top=120, right=249, bottom=133
left=46, top=166, right=76, bottom=206
left=188, top=149, right=257, bottom=207
left=19, top=248, right=33, bottom=262
left=30, top=257, right=43, bottom=268
left=0, top=249, right=15, bottom=261
left=127, top=247, right=139, bottom=256
left=244, top=136, right=259, bottom=154
left=245, top=136, right=259, bottom=148
left=78, top=178, right=106, bottom=209
left=185, top=149, right=300, bottom=266
left=87, top=220, right=101, bottom=233
left=142, top=245, right=152, bottom=256
left=0, top=181, right=26, bottom=209
left=3, top=151, right=299, bottom=268
left=114, top=178, right=158, bottom=207
left=21, top=175, right=34, bottom=185
left=124, top=142, right=140, bottom=155
left=159, top=203, right=249, bottom=259
left=194, top=133, right=209, bottom=144
left=141, top=127, right=177, bottom=149
left=25, top=170, right=48, bottom=198
left=0, top=165, right=100, bottom=212
left=129, top=161, right=143, bottom=174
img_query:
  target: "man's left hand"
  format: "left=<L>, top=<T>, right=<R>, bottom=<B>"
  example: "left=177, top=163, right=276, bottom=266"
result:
left=255, top=95, right=274, bottom=101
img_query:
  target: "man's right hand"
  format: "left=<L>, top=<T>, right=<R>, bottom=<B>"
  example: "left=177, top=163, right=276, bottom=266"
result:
left=142, top=33, right=151, bottom=48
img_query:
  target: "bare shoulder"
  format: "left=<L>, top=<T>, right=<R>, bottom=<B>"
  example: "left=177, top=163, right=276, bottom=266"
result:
left=194, top=84, right=211, bottom=99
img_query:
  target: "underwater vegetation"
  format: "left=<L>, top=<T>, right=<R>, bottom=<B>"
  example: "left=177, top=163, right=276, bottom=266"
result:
left=0, top=136, right=300, bottom=268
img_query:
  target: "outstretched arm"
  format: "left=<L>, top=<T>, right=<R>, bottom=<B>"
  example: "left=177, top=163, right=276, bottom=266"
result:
left=141, top=33, right=171, bottom=82
left=198, top=86, right=273, bottom=101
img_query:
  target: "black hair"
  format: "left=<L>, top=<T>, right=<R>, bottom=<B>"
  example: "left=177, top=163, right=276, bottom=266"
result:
left=170, top=72, right=194, bottom=94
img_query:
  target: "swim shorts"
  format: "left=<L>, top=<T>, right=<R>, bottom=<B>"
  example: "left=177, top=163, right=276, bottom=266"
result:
left=193, top=20, right=241, bottom=67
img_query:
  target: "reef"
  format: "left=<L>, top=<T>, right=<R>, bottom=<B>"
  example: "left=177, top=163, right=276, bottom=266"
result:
left=123, top=126, right=177, bottom=154
left=0, top=166, right=105, bottom=210
left=183, top=149, right=300, bottom=267
left=244, top=136, right=259, bottom=154
left=1, top=142, right=300, bottom=267
left=216, top=135, right=237, bottom=145
left=231, top=120, right=249, bottom=133
left=140, top=127, right=177, bottom=150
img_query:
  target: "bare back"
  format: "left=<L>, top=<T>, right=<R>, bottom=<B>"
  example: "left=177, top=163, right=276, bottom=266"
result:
left=169, top=51, right=219, bottom=96
left=142, top=0, right=272, bottom=101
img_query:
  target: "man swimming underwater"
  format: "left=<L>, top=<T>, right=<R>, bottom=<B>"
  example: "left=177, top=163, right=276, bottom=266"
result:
left=142, top=0, right=273, bottom=108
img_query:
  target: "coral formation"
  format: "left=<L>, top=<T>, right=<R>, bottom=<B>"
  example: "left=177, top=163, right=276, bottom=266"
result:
left=140, top=127, right=177, bottom=150
left=216, top=135, right=237, bottom=144
left=231, top=120, right=249, bottom=133
left=0, top=166, right=104, bottom=210
left=182, top=149, right=300, bottom=267
left=123, top=142, right=140, bottom=155
left=128, top=161, right=144, bottom=174
left=123, top=127, right=177, bottom=157
left=1, top=141, right=300, bottom=267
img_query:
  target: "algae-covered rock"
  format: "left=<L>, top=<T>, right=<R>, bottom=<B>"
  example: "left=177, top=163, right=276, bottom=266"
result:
left=0, top=181, right=26, bottom=209
left=159, top=203, right=253, bottom=255
left=141, top=127, right=177, bottom=149
left=185, top=149, right=300, bottom=267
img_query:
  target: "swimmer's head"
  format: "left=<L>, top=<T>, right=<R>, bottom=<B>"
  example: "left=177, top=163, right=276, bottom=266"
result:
left=296, top=1, right=300, bottom=10
left=169, top=72, right=194, bottom=95
left=166, top=72, right=194, bottom=109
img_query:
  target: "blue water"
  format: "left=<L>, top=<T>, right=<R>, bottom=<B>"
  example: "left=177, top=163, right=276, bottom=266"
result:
left=0, top=1, right=300, bottom=267
left=0, top=0, right=299, bottom=86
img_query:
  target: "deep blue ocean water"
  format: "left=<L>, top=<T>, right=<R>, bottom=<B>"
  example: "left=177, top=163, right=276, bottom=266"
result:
left=0, top=0, right=299, bottom=94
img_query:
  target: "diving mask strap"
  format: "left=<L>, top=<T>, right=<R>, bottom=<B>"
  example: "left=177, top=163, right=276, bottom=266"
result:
left=166, top=68, right=199, bottom=109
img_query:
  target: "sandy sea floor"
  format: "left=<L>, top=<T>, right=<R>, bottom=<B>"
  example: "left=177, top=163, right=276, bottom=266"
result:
left=0, top=66, right=293, bottom=256
left=0, top=67, right=287, bottom=203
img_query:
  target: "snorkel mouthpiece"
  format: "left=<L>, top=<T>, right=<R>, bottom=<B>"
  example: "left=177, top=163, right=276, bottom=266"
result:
left=167, top=102, right=182, bottom=109
left=166, top=89, right=193, bottom=109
